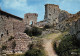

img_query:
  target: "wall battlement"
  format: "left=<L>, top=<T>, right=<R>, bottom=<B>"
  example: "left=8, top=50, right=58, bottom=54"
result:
left=45, top=4, right=59, bottom=8
left=24, top=13, right=38, bottom=16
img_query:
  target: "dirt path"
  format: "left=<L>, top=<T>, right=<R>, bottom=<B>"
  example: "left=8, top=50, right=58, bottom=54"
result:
left=43, top=33, right=61, bottom=56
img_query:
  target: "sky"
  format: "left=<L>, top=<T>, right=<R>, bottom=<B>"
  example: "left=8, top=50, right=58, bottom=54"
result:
left=0, top=0, right=80, bottom=22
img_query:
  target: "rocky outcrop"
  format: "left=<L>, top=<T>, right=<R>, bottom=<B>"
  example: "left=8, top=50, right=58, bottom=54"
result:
left=69, top=11, right=80, bottom=41
left=58, top=10, right=71, bottom=22
left=70, top=18, right=80, bottom=40
left=70, top=11, right=80, bottom=35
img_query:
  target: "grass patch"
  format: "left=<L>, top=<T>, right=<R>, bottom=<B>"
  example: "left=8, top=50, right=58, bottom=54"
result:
left=6, top=54, right=24, bottom=56
left=54, top=31, right=69, bottom=41
left=25, top=40, right=46, bottom=56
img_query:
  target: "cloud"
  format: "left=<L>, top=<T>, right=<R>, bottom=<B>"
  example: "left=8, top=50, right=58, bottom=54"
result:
left=59, top=0, right=80, bottom=14
left=2, top=0, right=27, bottom=11
left=1, top=0, right=40, bottom=13
left=3, top=0, right=26, bottom=8
left=0, top=0, right=44, bottom=21
left=0, top=0, right=80, bottom=21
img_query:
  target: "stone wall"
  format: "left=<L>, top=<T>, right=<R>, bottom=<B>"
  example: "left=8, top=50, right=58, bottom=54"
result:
left=0, top=13, right=14, bottom=44
left=3, top=33, right=32, bottom=54
left=13, top=20, right=26, bottom=35
left=0, top=10, right=26, bottom=45
left=0, top=10, right=32, bottom=54
left=24, top=13, right=38, bottom=25
left=44, top=4, right=72, bottom=30
left=35, top=21, right=48, bottom=28
left=44, top=4, right=60, bottom=25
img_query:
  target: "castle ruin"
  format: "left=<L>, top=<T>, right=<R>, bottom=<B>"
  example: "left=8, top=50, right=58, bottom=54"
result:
left=0, top=4, right=80, bottom=54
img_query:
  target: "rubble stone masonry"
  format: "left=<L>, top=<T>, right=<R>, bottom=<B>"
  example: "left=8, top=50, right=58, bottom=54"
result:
left=44, top=4, right=60, bottom=25
left=0, top=10, right=26, bottom=45
left=24, top=13, right=38, bottom=25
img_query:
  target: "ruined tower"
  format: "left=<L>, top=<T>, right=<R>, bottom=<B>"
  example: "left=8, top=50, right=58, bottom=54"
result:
left=44, top=4, right=60, bottom=26
left=24, top=13, right=38, bottom=26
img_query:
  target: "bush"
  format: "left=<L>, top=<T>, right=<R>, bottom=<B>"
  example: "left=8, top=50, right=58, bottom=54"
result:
left=32, top=26, right=42, bottom=36
left=25, top=48, right=45, bottom=56
left=24, top=28, right=32, bottom=36
left=24, top=26, right=42, bottom=36
left=25, top=43, right=45, bottom=56
left=43, top=25, right=51, bottom=29
left=53, top=35, right=80, bottom=56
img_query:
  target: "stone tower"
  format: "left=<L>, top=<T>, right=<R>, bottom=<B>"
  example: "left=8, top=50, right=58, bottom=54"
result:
left=44, top=4, right=60, bottom=26
left=24, top=13, right=38, bottom=26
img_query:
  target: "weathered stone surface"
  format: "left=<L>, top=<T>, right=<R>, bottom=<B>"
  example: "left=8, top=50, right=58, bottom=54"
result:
left=0, top=3, right=80, bottom=54
left=70, top=21, right=77, bottom=35
left=3, top=33, right=32, bottom=54
left=35, top=21, right=48, bottom=28
left=70, top=18, right=80, bottom=35
left=44, top=4, right=60, bottom=25
left=58, top=10, right=70, bottom=22
left=70, top=17, right=80, bottom=41
left=14, top=33, right=32, bottom=53
left=0, top=10, right=26, bottom=44
left=44, top=4, right=71, bottom=31
left=77, top=33, right=80, bottom=41
left=24, top=13, right=38, bottom=25
left=41, top=29, right=54, bottom=36
left=13, top=21, right=26, bottom=35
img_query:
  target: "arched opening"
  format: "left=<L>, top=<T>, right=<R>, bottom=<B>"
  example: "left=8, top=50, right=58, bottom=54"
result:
left=29, top=21, right=33, bottom=25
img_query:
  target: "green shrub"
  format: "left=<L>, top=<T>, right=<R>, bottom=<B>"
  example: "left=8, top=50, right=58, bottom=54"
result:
left=32, top=26, right=42, bottom=36
left=25, top=43, right=45, bottom=56
left=25, top=48, right=45, bottom=56
left=6, top=54, right=24, bottom=56
left=24, top=26, right=42, bottom=36
left=43, top=25, right=52, bottom=29
left=24, top=28, right=32, bottom=36
left=53, top=35, right=80, bottom=56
